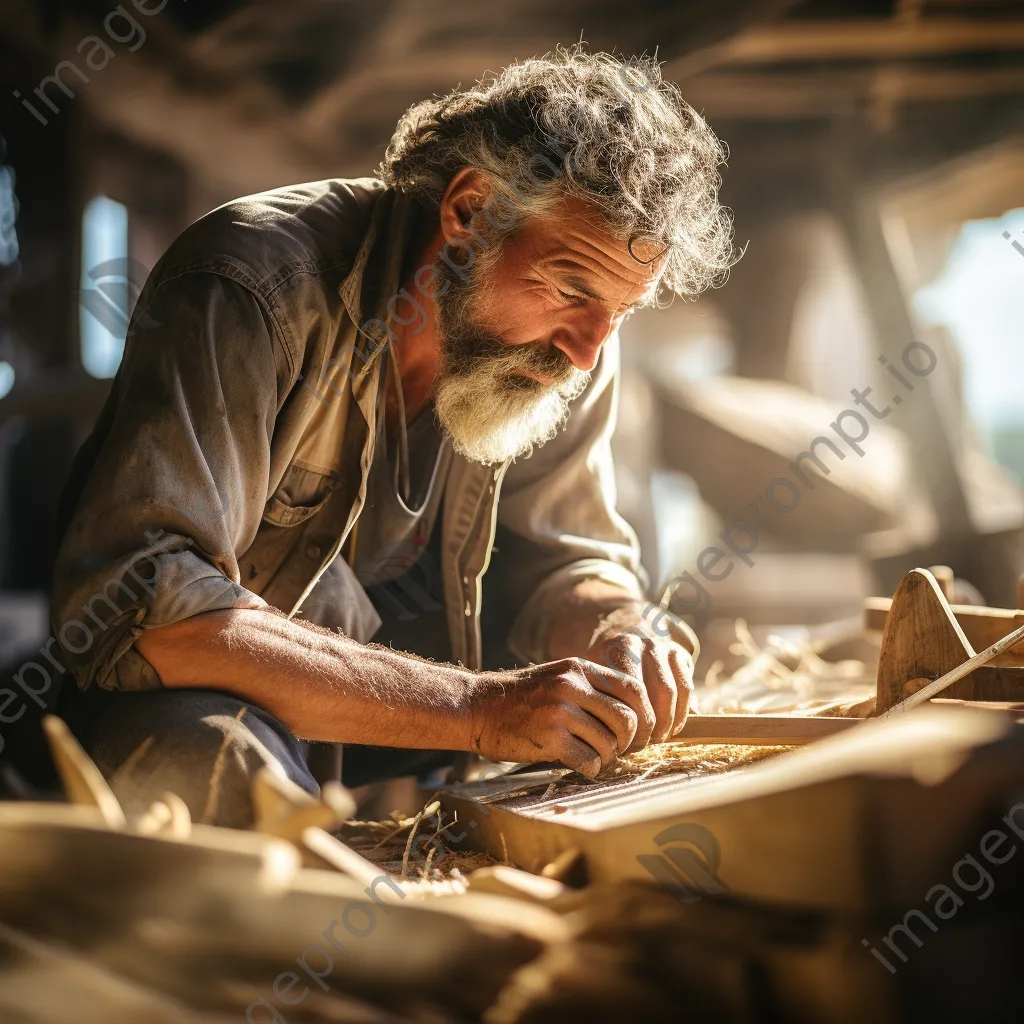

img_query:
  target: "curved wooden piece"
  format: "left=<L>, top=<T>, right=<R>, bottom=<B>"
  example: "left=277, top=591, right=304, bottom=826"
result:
left=876, top=569, right=974, bottom=714
left=865, top=597, right=1024, bottom=667
left=877, top=569, right=1024, bottom=712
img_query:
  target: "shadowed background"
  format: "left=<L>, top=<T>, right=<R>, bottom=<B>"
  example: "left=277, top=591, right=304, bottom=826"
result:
left=1, top=0, right=1023, bottom=680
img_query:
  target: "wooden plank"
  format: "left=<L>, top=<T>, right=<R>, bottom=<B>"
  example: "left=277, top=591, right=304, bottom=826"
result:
left=931, top=699, right=1024, bottom=715
left=675, top=715, right=859, bottom=745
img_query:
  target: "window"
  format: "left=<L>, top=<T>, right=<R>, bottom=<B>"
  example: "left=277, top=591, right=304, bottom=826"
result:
left=80, top=194, right=130, bottom=378
left=0, top=155, right=19, bottom=398
left=0, top=161, right=18, bottom=267
left=915, top=208, right=1024, bottom=484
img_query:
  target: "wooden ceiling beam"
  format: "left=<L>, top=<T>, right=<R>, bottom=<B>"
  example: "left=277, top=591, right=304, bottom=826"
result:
left=671, top=18, right=1024, bottom=74
left=680, top=66, right=1024, bottom=119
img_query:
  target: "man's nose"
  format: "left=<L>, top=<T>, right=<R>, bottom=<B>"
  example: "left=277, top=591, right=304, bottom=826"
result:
left=551, top=311, right=615, bottom=372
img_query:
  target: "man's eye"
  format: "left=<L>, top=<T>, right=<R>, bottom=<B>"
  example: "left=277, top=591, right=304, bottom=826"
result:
left=558, top=289, right=586, bottom=306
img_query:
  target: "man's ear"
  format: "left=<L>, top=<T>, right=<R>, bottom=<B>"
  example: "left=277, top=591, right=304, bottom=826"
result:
left=438, top=168, right=492, bottom=247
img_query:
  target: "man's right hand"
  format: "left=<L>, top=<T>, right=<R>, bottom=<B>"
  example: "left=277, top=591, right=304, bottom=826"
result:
left=466, top=658, right=657, bottom=779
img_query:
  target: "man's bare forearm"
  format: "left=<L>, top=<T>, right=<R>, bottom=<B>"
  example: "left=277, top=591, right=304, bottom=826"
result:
left=134, top=608, right=476, bottom=749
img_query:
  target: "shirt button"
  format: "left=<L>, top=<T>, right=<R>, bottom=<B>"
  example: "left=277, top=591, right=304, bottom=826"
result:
left=306, top=543, right=322, bottom=560
left=462, top=575, right=469, bottom=586
left=464, top=601, right=471, bottom=616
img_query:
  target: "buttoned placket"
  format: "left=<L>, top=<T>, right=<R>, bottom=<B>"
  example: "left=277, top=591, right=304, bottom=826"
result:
left=456, top=461, right=510, bottom=668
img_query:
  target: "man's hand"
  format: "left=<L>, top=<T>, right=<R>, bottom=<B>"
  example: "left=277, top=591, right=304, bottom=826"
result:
left=544, top=582, right=697, bottom=756
left=585, top=632, right=695, bottom=752
left=467, top=657, right=661, bottom=779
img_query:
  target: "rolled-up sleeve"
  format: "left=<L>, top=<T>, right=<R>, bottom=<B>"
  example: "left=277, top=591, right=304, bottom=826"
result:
left=498, top=333, right=647, bottom=664
left=52, top=272, right=283, bottom=691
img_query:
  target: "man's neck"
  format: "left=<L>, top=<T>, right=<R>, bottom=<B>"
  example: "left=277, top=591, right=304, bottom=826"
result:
left=385, top=224, right=445, bottom=431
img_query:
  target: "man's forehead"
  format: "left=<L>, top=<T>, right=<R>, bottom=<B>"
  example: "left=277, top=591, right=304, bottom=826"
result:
left=526, top=196, right=664, bottom=294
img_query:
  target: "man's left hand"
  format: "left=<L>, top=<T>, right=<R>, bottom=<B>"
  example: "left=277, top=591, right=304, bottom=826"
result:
left=585, top=632, right=694, bottom=753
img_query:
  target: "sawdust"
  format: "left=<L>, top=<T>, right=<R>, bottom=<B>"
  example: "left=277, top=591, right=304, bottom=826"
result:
left=604, top=741, right=793, bottom=782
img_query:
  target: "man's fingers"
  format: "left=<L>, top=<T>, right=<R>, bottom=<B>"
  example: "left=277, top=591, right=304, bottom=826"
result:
left=552, top=730, right=606, bottom=780
left=642, top=642, right=677, bottom=745
left=670, top=646, right=695, bottom=735
left=571, top=686, right=638, bottom=753
left=565, top=688, right=634, bottom=761
left=583, top=639, right=656, bottom=750
left=556, top=703, right=620, bottom=768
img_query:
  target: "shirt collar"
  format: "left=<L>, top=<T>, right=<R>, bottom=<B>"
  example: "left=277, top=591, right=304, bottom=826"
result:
left=338, top=186, right=425, bottom=348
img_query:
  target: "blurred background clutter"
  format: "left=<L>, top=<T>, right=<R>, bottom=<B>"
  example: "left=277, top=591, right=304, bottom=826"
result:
left=3, top=6, right=1024, bottom=1022
left=1, top=0, right=1023, bottom=682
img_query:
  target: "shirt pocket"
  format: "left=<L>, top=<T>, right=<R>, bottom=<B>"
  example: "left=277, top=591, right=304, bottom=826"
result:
left=263, top=461, right=338, bottom=528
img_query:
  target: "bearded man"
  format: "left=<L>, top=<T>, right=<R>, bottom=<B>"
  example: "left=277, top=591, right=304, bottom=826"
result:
left=51, top=49, right=733, bottom=827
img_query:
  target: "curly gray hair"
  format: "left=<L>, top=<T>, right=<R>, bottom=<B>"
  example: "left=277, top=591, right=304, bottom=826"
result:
left=379, top=46, right=735, bottom=299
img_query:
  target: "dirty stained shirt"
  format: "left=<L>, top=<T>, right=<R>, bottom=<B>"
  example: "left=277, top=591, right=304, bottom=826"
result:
left=51, top=177, right=668, bottom=695
left=300, top=378, right=452, bottom=647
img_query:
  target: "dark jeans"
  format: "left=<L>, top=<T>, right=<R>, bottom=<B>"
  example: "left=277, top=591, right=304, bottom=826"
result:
left=58, top=683, right=456, bottom=830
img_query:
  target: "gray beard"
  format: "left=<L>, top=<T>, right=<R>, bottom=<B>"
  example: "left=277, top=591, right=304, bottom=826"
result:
left=432, top=252, right=591, bottom=465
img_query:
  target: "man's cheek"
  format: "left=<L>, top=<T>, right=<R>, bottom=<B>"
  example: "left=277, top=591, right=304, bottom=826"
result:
left=478, top=310, right=532, bottom=347
left=489, top=300, right=558, bottom=348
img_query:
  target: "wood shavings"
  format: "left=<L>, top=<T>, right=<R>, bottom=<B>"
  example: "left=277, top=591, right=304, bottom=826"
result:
left=401, top=799, right=440, bottom=879
left=338, top=800, right=499, bottom=889
left=699, top=619, right=877, bottom=715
